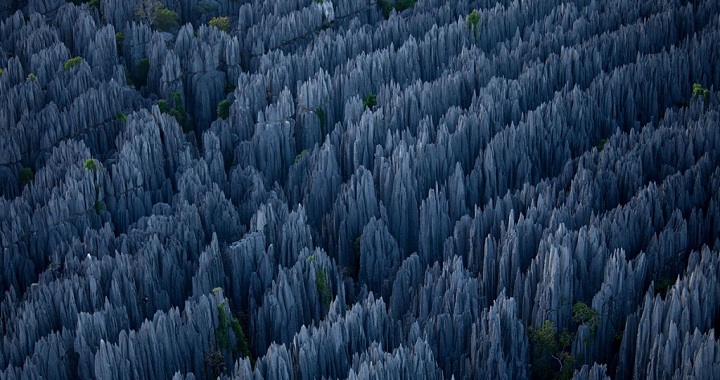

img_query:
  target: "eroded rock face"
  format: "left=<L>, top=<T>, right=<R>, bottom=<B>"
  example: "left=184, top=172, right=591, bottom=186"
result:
left=2, top=0, right=720, bottom=379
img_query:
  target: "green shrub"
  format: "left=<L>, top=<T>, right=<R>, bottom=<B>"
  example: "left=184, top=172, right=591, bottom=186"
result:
left=64, top=57, right=83, bottom=71
left=88, top=0, right=99, bottom=8
left=316, top=268, right=331, bottom=308
left=169, top=91, right=193, bottom=132
left=362, top=94, right=377, bottom=109
left=217, top=99, right=230, bottom=119
left=196, top=2, right=218, bottom=15
left=115, top=32, right=125, bottom=55
left=529, top=320, right=577, bottom=380
left=654, top=277, right=675, bottom=298
left=216, top=304, right=229, bottom=350
left=135, top=0, right=178, bottom=31
left=157, top=99, right=168, bottom=113
left=353, top=236, right=361, bottom=257
left=84, top=158, right=98, bottom=172
left=692, top=83, right=710, bottom=99
left=155, top=8, right=179, bottom=31
left=395, top=0, right=416, bottom=12
left=0, top=69, right=4, bottom=76
left=378, top=0, right=415, bottom=18
left=378, top=0, right=394, bottom=18
left=230, top=318, right=251, bottom=359
left=94, top=200, right=104, bottom=214
left=466, top=9, right=480, bottom=32
left=208, top=16, right=230, bottom=32
left=115, top=113, right=127, bottom=123
left=26, top=73, right=38, bottom=82
left=597, top=138, right=606, bottom=152
left=572, top=302, right=600, bottom=335
left=294, top=149, right=307, bottom=165
left=19, top=167, right=34, bottom=186
left=314, top=107, right=326, bottom=134
left=132, top=58, right=150, bottom=89
left=204, top=350, right=226, bottom=377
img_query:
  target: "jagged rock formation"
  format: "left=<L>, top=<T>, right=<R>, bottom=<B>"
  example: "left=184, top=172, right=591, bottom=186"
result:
left=1, top=0, right=720, bottom=379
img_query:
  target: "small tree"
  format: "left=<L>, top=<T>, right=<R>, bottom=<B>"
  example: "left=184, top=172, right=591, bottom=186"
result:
left=572, top=302, right=600, bottom=335
left=529, top=320, right=577, bottom=380
left=115, top=32, right=125, bottom=55
left=134, top=0, right=163, bottom=25
left=84, top=158, right=98, bottom=172
left=132, top=58, right=150, bottom=89
left=363, top=94, right=377, bottom=109
left=316, top=268, right=331, bottom=308
left=466, top=9, right=480, bottom=38
left=19, top=167, right=34, bottom=187
left=155, top=7, right=179, bottom=32
left=217, top=99, right=230, bottom=119
left=395, top=0, right=416, bottom=12
left=314, top=107, right=326, bottom=135
left=294, top=149, right=307, bottom=165
left=692, top=83, right=710, bottom=100
left=135, top=0, right=179, bottom=32
left=208, top=16, right=230, bottom=32
left=157, top=99, right=168, bottom=113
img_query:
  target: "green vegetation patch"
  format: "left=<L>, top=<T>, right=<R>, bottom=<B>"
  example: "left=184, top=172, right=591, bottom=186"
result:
left=19, top=167, right=34, bottom=187
left=572, top=302, right=600, bottom=335
left=64, top=57, right=83, bottom=71
left=294, top=149, right=307, bottom=165
left=209, top=16, right=231, bottom=32
left=316, top=267, right=332, bottom=308
left=363, top=94, right=377, bottom=110
left=217, top=99, right=230, bottom=119
left=693, top=83, right=710, bottom=100
left=528, top=320, right=577, bottom=380
left=84, top=158, right=98, bottom=172
left=378, top=0, right=416, bottom=19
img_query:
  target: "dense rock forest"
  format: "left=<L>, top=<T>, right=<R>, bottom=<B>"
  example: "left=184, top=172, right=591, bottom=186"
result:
left=1, top=0, right=720, bottom=378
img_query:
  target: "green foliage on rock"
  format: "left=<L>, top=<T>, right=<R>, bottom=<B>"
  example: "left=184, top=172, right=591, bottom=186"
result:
left=155, top=8, right=179, bottom=31
left=64, top=57, right=83, bottom=71
left=378, top=0, right=416, bottom=18
left=216, top=304, right=230, bottom=350
left=168, top=91, right=193, bottom=132
left=529, top=320, right=577, bottom=380
left=19, top=167, right=34, bottom=187
left=157, top=99, right=168, bottom=113
left=230, top=318, right=251, bottom=359
left=693, top=83, right=710, bottom=100
left=84, top=158, right=98, bottom=172
left=654, top=277, right=675, bottom=298
left=294, top=149, right=307, bottom=165
left=131, top=58, right=150, bottom=89
left=363, top=94, right=377, bottom=110
left=209, top=16, right=231, bottom=32
left=597, top=138, right=606, bottom=152
left=135, top=0, right=179, bottom=31
left=316, top=268, right=331, bottom=308
left=572, top=302, right=600, bottom=335
left=315, top=107, right=326, bottom=135
left=115, top=32, right=124, bottom=55
left=217, top=99, right=230, bottom=119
